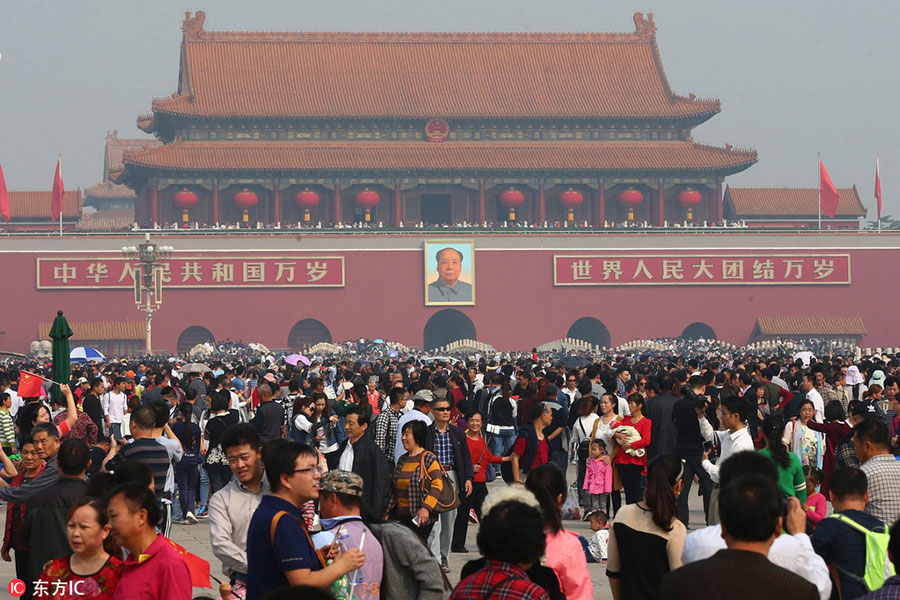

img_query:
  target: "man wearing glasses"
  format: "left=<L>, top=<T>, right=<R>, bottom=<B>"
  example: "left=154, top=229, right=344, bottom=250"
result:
left=246, top=439, right=365, bottom=600
left=424, top=398, right=473, bottom=570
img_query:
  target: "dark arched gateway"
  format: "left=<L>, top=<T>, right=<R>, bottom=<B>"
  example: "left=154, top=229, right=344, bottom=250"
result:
left=287, top=319, right=333, bottom=349
left=177, top=325, right=215, bottom=354
left=567, top=317, right=611, bottom=348
left=423, top=309, right=476, bottom=351
left=681, top=322, right=717, bottom=340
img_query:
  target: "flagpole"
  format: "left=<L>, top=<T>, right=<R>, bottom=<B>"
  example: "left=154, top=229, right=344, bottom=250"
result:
left=58, top=154, right=63, bottom=237
left=817, top=152, right=822, bottom=231
left=877, top=154, right=881, bottom=234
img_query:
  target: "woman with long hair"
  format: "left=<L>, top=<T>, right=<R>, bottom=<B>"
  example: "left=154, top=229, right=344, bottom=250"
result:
left=525, top=464, right=592, bottom=600
left=37, top=499, right=123, bottom=599
left=203, top=390, right=240, bottom=496
left=572, top=395, right=599, bottom=507
left=595, top=392, right=623, bottom=516
left=606, top=455, right=686, bottom=600
left=172, top=402, right=203, bottom=523
left=610, top=393, right=652, bottom=504
left=805, top=400, right=852, bottom=496
left=759, top=414, right=807, bottom=504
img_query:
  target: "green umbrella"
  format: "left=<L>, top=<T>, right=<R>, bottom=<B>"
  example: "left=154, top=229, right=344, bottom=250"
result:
left=49, top=310, right=73, bottom=401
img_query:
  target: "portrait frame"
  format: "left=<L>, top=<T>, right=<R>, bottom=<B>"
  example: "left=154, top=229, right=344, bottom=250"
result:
left=423, top=240, right=475, bottom=306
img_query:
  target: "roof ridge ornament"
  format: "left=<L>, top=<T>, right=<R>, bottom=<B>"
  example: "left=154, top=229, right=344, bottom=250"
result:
left=633, top=12, right=656, bottom=40
left=183, top=10, right=206, bottom=39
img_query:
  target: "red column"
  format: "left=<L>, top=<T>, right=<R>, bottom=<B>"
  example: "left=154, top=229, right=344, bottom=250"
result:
left=656, top=181, right=665, bottom=227
left=716, top=181, right=723, bottom=222
left=212, top=183, right=219, bottom=224
left=333, top=180, right=342, bottom=225
left=538, top=181, right=546, bottom=224
left=598, top=186, right=606, bottom=227
left=394, top=183, right=402, bottom=227
left=151, top=184, right=159, bottom=225
left=479, top=182, right=486, bottom=224
left=273, top=183, right=280, bottom=224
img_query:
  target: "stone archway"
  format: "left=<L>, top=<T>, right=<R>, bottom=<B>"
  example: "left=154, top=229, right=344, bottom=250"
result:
left=287, top=319, right=332, bottom=349
left=423, top=309, right=476, bottom=351
left=681, top=322, right=717, bottom=340
left=177, top=325, right=215, bottom=354
left=567, top=317, right=611, bottom=348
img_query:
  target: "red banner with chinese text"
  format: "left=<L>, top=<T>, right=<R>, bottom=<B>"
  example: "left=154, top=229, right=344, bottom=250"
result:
left=37, top=255, right=345, bottom=289
left=554, top=254, right=850, bottom=286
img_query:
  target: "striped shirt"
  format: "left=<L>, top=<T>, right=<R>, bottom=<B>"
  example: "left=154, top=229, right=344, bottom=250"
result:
left=386, top=451, right=444, bottom=518
left=107, top=438, right=170, bottom=501
left=0, top=409, right=15, bottom=448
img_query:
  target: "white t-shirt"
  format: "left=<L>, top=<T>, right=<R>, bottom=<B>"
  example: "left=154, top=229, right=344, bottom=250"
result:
left=155, top=435, right=184, bottom=495
left=103, top=391, right=127, bottom=424
left=5, top=389, right=22, bottom=418
left=338, top=441, right=354, bottom=471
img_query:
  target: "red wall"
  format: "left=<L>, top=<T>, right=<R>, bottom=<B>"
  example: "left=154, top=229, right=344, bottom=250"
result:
left=1, top=239, right=896, bottom=353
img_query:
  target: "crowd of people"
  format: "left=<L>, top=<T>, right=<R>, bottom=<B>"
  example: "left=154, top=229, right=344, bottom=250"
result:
left=0, top=347, right=898, bottom=599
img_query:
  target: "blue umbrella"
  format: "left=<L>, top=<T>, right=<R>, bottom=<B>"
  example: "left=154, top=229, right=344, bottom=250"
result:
left=373, top=339, right=385, bottom=344
left=70, top=346, right=106, bottom=362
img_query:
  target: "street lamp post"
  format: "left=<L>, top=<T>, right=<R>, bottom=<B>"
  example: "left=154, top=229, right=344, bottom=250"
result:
left=122, top=234, right=173, bottom=354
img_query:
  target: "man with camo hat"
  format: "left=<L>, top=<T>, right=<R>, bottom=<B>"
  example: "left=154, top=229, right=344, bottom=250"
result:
left=313, top=470, right=384, bottom=599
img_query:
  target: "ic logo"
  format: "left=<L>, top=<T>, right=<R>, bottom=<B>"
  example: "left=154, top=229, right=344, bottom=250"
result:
left=8, top=579, right=26, bottom=597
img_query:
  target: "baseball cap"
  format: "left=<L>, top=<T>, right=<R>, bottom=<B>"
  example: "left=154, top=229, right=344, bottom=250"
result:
left=849, top=400, right=877, bottom=417
left=319, top=470, right=364, bottom=498
left=413, top=389, right=434, bottom=404
left=76, top=377, right=89, bottom=385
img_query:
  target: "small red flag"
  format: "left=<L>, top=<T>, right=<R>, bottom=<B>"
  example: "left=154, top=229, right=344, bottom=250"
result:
left=166, top=539, right=212, bottom=588
left=819, top=159, right=840, bottom=218
left=875, top=157, right=882, bottom=220
left=17, top=371, right=45, bottom=398
left=51, top=158, right=64, bottom=222
left=0, top=163, right=9, bottom=223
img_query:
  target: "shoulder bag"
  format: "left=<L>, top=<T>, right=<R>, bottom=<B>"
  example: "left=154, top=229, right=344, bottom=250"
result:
left=419, top=451, right=460, bottom=513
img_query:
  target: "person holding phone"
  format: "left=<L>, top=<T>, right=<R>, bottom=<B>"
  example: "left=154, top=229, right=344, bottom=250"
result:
left=672, top=389, right=714, bottom=528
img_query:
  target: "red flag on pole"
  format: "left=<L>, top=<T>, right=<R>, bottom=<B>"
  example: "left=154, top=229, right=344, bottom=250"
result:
left=165, top=539, right=212, bottom=588
left=819, top=159, right=840, bottom=218
left=0, top=163, right=9, bottom=223
left=875, top=156, right=882, bottom=221
left=17, top=371, right=46, bottom=398
left=51, top=158, right=64, bottom=222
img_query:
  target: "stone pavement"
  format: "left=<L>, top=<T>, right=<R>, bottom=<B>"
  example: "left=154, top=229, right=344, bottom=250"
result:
left=0, top=464, right=707, bottom=599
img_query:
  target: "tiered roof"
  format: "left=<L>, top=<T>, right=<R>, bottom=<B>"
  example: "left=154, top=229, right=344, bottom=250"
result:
left=86, top=132, right=161, bottom=200
left=121, top=140, right=756, bottom=174
left=142, top=11, right=720, bottom=125
left=38, top=321, right=144, bottom=341
left=726, top=187, right=866, bottom=218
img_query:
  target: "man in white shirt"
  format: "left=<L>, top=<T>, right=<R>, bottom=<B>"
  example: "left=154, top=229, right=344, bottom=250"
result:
left=102, top=377, right=129, bottom=441
left=701, top=394, right=755, bottom=525
left=683, top=450, right=832, bottom=600
left=0, top=377, right=22, bottom=418
left=208, top=423, right=269, bottom=598
left=801, top=372, right=825, bottom=423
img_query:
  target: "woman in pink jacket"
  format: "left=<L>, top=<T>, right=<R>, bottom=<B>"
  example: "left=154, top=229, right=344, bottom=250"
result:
left=526, top=464, right=593, bottom=600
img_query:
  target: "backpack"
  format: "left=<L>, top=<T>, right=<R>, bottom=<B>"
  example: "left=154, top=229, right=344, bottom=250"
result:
left=576, top=417, right=601, bottom=460
left=829, top=513, right=896, bottom=591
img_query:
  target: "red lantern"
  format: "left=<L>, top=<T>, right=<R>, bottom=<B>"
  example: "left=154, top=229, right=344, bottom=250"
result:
left=233, top=189, right=258, bottom=223
left=677, top=187, right=703, bottom=221
left=618, top=187, right=643, bottom=221
left=172, top=188, right=198, bottom=223
left=294, top=189, right=320, bottom=223
left=499, top=188, right=525, bottom=221
left=558, top=188, right=583, bottom=222
left=354, top=188, right=379, bottom=222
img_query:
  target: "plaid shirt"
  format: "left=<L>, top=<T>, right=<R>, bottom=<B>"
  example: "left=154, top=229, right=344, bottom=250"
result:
left=374, top=406, right=401, bottom=463
left=855, top=575, right=900, bottom=599
left=433, top=427, right=455, bottom=470
left=450, top=560, right=549, bottom=600
left=861, top=454, right=900, bottom=526
left=835, top=439, right=860, bottom=469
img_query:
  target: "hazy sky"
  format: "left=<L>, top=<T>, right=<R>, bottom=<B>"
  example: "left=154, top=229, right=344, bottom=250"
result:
left=2, top=1, right=897, bottom=218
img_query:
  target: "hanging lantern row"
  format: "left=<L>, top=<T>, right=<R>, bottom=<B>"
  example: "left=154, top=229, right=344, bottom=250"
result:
left=499, top=188, right=525, bottom=221
left=172, top=188, right=198, bottom=223
left=355, top=188, right=379, bottom=222
left=294, top=188, right=320, bottom=222
left=558, top=188, right=583, bottom=222
left=677, top=187, right=702, bottom=221
left=233, top=188, right=258, bottom=223
left=618, top=187, right=643, bottom=221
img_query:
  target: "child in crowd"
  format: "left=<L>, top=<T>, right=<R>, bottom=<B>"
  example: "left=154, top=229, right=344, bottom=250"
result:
left=804, top=465, right=827, bottom=528
left=580, top=509, right=610, bottom=563
left=583, top=440, right=613, bottom=510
